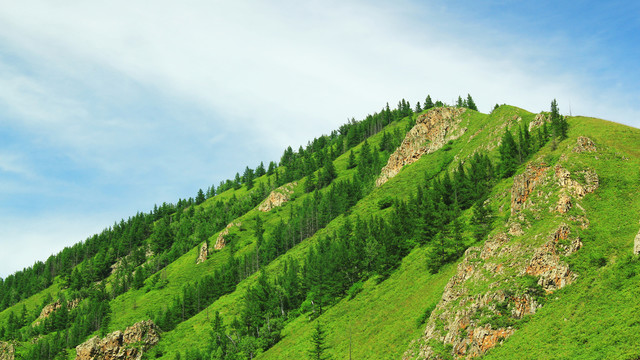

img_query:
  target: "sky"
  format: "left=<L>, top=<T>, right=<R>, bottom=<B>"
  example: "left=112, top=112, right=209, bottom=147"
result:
left=0, top=0, right=639, bottom=279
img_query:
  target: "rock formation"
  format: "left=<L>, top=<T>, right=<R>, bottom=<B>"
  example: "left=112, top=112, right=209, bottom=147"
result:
left=75, top=320, right=159, bottom=360
left=0, top=341, right=15, bottom=360
left=572, top=136, right=597, bottom=153
left=213, top=222, right=242, bottom=251
left=196, top=241, right=208, bottom=264
left=510, top=163, right=548, bottom=214
left=376, top=107, right=467, bottom=186
left=528, top=113, right=550, bottom=132
left=34, top=298, right=80, bottom=325
left=406, top=153, right=600, bottom=359
left=258, top=182, right=296, bottom=212
left=634, top=228, right=640, bottom=255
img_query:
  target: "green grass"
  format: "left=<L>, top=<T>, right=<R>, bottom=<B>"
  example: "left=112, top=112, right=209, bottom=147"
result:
left=6, top=107, right=640, bottom=360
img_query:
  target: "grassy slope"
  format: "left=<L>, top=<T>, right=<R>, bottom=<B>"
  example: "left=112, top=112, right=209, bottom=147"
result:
left=484, top=117, right=640, bottom=360
left=6, top=107, right=638, bottom=360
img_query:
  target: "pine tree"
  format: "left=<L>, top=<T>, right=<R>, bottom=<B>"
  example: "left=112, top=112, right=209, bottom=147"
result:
left=195, top=189, right=205, bottom=205
left=498, top=127, right=519, bottom=178
left=466, top=94, right=478, bottom=111
left=424, top=95, right=434, bottom=110
left=347, top=150, right=356, bottom=170
left=308, top=321, right=330, bottom=360
left=456, top=96, right=464, bottom=107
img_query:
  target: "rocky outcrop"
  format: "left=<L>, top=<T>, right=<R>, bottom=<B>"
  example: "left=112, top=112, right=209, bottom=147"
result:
left=213, top=222, right=242, bottom=251
left=406, top=223, right=583, bottom=359
left=528, top=113, right=549, bottom=132
left=75, top=320, right=159, bottom=360
left=0, top=341, right=15, bottom=360
left=376, top=107, right=467, bottom=186
left=553, top=165, right=599, bottom=214
left=196, top=242, right=208, bottom=264
left=634, top=228, right=640, bottom=255
left=526, top=225, right=580, bottom=292
left=35, top=298, right=80, bottom=325
left=573, top=136, right=597, bottom=153
left=510, top=164, right=549, bottom=214
left=258, top=182, right=296, bottom=212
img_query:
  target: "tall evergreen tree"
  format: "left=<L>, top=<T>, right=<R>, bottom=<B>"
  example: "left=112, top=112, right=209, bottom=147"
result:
left=466, top=94, right=478, bottom=111
left=424, top=95, right=434, bottom=110
left=308, top=321, right=330, bottom=360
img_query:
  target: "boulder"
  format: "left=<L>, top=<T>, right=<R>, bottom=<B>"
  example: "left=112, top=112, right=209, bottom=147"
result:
left=634, top=228, right=640, bottom=255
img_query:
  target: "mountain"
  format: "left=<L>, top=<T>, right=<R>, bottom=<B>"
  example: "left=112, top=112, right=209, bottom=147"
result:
left=1, top=98, right=639, bottom=360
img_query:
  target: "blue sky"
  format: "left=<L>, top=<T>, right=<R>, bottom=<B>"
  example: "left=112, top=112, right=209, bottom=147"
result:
left=1, top=1, right=638, bottom=278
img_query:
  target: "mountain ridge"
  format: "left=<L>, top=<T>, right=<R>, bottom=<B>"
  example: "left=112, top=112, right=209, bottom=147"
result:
left=1, top=100, right=639, bottom=360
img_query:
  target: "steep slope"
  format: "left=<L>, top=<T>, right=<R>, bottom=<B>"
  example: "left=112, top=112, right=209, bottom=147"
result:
left=2, top=101, right=639, bottom=360
left=404, top=117, right=640, bottom=359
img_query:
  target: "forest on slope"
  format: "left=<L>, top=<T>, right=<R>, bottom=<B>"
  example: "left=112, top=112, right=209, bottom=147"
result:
left=1, top=95, right=639, bottom=360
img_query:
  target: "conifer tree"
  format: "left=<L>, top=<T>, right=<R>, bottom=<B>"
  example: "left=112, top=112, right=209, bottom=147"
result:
left=498, top=127, right=519, bottom=178
left=424, top=95, right=434, bottom=110
left=308, top=321, right=330, bottom=360
left=466, top=94, right=478, bottom=111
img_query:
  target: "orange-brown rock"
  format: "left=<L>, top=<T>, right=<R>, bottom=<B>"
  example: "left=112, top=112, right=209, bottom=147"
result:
left=0, top=341, right=15, bottom=360
left=258, top=182, right=296, bottom=212
left=75, top=320, right=159, bottom=360
left=377, top=107, right=467, bottom=186
left=526, top=225, right=578, bottom=292
left=213, top=222, right=242, bottom=251
left=572, top=136, right=597, bottom=153
left=510, top=164, right=548, bottom=214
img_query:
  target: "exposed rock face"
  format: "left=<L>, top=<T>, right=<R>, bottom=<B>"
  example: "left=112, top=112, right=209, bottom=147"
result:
left=553, top=165, right=599, bottom=214
left=526, top=225, right=580, bottom=291
left=258, top=182, right=296, bottom=212
left=634, top=228, right=640, bottom=255
left=213, top=222, right=242, bottom=251
left=573, top=136, right=597, bottom=153
left=376, top=107, right=467, bottom=186
left=75, top=320, right=159, bottom=360
left=529, top=113, right=550, bottom=132
left=405, top=223, right=583, bottom=360
left=196, top=241, right=208, bottom=264
left=0, top=341, right=15, bottom=360
left=510, top=164, right=549, bottom=214
left=406, top=150, right=602, bottom=359
left=35, top=298, right=80, bottom=325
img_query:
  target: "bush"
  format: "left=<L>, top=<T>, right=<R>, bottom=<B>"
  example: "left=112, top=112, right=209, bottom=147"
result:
left=377, top=197, right=394, bottom=210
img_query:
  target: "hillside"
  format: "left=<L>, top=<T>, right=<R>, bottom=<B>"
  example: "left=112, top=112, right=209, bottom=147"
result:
left=1, top=97, right=639, bottom=360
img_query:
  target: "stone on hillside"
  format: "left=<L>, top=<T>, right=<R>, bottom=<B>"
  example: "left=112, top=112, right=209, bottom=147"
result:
left=510, top=164, right=548, bottom=214
left=573, top=136, right=597, bottom=153
left=634, top=228, right=640, bottom=255
left=377, top=107, right=467, bottom=186
left=258, top=182, right=296, bottom=212
left=0, top=341, right=15, bottom=360
left=213, top=222, right=242, bottom=251
left=75, top=320, right=159, bottom=360
left=529, top=113, right=550, bottom=132
left=196, top=241, right=208, bottom=264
